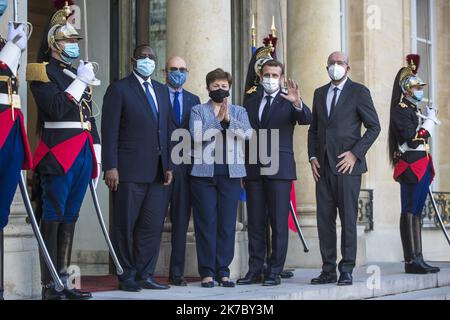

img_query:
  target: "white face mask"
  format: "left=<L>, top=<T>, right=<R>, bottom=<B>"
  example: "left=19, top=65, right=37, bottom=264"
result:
left=328, top=63, right=347, bottom=81
left=261, top=77, right=280, bottom=94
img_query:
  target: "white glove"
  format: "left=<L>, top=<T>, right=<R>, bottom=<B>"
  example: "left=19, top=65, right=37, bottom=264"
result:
left=92, top=144, right=102, bottom=190
left=421, top=119, right=435, bottom=137
left=7, top=22, right=27, bottom=51
left=425, top=106, right=441, bottom=125
left=77, top=60, right=96, bottom=84
left=92, top=163, right=101, bottom=190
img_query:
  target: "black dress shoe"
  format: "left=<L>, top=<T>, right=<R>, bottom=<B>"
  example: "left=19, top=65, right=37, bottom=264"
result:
left=311, top=272, right=337, bottom=285
left=280, top=270, right=294, bottom=279
left=337, top=272, right=353, bottom=286
left=137, top=277, right=170, bottom=290
left=119, top=281, right=142, bottom=292
left=216, top=277, right=235, bottom=288
left=262, top=274, right=281, bottom=286
left=201, top=281, right=214, bottom=288
left=237, top=272, right=263, bottom=285
left=63, top=288, right=92, bottom=300
left=169, top=277, right=188, bottom=286
left=42, top=287, right=65, bottom=300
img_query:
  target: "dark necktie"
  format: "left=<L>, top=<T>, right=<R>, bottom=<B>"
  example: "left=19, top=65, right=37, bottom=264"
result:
left=173, top=91, right=181, bottom=126
left=329, top=87, right=339, bottom=118
left=143, top=82, right=159, bottom=120
left=261, top=95, right=273, bottom=124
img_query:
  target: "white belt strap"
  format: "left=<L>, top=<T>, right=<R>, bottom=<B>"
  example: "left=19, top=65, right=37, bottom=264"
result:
left=399, top=142, right=426, bottom=153
left=0, top=93, right=21, bottom=108
left=44, top=121, right=91, bottom=131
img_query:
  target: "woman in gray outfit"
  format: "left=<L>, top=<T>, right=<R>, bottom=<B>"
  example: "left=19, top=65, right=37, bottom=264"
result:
left=189, top=68, right=252, bottom=288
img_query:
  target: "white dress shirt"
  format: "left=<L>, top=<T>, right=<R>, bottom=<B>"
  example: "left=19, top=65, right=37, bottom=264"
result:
left=133, top=71, right=159, bottom=112
left=326, top=77, right=348, bottom=117
left=259, top=89, right=280, bottom=122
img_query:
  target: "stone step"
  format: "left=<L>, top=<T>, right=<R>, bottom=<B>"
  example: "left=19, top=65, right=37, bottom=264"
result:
left=92, top=262, right=450, bottom=300
left=370, top=286, right=450, bottom=300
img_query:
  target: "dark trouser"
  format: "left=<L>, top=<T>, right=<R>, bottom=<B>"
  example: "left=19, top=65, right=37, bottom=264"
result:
left=0, top=121, right=24, bottom=230
left=190, top=175, right=241, bottom=278
left=245, top=178, right=292, bottom=276
left=40, top=142, right=93, bottom=223
left=316, top=157, right=362, bottom=274
left=400, top=164, right=432, bottom=216
left=168, top=165, right=192, bottom=278
left=111, top=181, right=167, bottom=283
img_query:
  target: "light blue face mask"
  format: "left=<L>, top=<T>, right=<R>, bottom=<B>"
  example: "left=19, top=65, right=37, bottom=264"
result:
left=168, top=70, right=187, bottom=88
left=413, top=90, right=424, bottom=102
left=0, top=0, right=8, bottom=17
left=61, top=43, right=80, bottom=64
left=136, top=58, right=156, bottom=77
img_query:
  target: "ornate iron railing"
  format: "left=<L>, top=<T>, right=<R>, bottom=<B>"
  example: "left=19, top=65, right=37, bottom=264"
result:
left=422, top=191, right=450, bottom=228
left=358, top=189, right=374, bottom=232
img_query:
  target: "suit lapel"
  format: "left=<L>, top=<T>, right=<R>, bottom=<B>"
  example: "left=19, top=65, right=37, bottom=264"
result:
left=128, top=74, right=154, bottom=117
left=181, top=91, right=190, bottom=126
left=251, top=90, right=264, bottom=128
left=262, top=92, right=282, bottom=127
left=322, top=83, right=331, bottom=122
left=152, top=80, right=164, bottom=127
left=167, top=87, right=178, bottom=126
left=329, top=79, right=353, bottom=123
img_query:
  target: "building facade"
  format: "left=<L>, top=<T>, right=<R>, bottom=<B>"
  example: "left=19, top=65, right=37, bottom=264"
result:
left=2, top=0, right=449, bottom=299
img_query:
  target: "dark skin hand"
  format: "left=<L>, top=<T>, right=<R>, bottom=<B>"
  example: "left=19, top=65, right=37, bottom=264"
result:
left=164, top=170, right=173, bottom=186
left=105, top=168, right=119, bottom=192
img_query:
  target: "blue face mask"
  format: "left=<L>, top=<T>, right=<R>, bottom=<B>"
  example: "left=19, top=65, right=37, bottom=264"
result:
left=413, top=90, right=424, bottom=102
left=136, top=58, right=156, bottom=77
left=168, top=70, right=187, bottom=88
left=0, top=0, right=8, bottom=17
left=61, top=43, right=80, bottom=64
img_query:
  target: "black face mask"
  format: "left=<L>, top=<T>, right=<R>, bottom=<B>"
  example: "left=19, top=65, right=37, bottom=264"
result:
left=209, top=88, right=230, bottom=103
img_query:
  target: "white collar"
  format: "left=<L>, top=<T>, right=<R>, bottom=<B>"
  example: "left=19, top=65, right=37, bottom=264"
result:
left=330, top=77, right=348, bottom=92
left=263, top=89, right=280, bottom=100
left=133, top=71, right=152, bottom=87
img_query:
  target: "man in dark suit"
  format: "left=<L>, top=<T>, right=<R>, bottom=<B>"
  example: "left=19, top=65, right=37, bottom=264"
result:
left=239, top=59, right=312, bottom=286
left=308, top=51, right=380, bottom=286
left=163, top=56, right=200, bottom=286
left=102, top=45, right=173, bottom=292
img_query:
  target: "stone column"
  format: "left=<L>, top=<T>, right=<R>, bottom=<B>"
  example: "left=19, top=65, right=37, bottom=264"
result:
left=285, top=0, right=368, bottom=268
left=347, top=0, right=407, bottom=262
left=166, top=0, right=232, bottom=102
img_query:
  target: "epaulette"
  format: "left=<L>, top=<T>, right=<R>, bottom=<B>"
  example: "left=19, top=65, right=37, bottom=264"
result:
left=398, top=102, right=408, bottom=109
left=26, top=63, right=50, bottom=83
left=246, top=86, right=258, bottom=95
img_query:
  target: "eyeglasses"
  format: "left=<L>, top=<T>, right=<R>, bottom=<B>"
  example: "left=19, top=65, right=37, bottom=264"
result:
left=135, top=54, right=156, bottom=60
left=167, top=67, right=188, bottom=73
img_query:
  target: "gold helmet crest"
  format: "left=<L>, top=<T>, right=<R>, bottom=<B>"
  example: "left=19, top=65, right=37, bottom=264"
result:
left=47, top=1, right=82, bottom=49
left=399, top=54, right=426, bottom=94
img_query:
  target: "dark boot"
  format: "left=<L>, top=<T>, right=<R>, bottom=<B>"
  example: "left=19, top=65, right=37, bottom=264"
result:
left=404, top=213, right=428, bottom=274
left=399, top=214, right=410, bottom=262
left=40, top=221, right=64, bottom=300
left=57, top=223, right=92, bottom=300
left=413, top=216, right=440, bottom=273
left=1, top=230, right=4, bottom=300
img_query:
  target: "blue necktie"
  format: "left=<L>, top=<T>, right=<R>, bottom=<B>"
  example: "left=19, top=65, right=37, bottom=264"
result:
left=173, top=91, right=181, bottom=126
left=143, top=82, right=159, bottom=120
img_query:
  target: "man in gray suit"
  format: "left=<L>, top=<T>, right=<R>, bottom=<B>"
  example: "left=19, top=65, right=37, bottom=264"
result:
left=308, top=51, right=381, bottom=286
